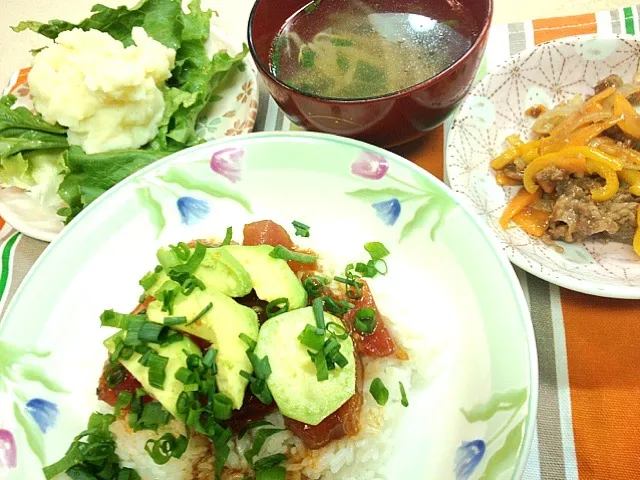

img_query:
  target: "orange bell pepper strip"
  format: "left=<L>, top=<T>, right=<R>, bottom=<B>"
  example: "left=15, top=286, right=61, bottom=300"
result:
left=618, top=169, right=640, bottom=196
left=500, top=188, right=542, bottom=229
left=613, top=93, right=640, bottom=139
left=584, top=86, right=616, bottom=109
left=542, top=118, right=621, bottom=154
left=586, top=158, right=619, bottom=201
left=495, top=171, right=522, bottom=186
left=523, top=146, right=623, bottom=193
left=634, top=208, right=640, bottom=257
left=491, top=140, right=541, bottom=170
left=512, top=207, right=551, bottom=237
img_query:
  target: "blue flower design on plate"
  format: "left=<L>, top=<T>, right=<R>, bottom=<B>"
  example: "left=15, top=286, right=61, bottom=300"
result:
left=25, top=398, right=58, bottom=433
left=372, top=198, right=401, bottom=226
left=177, top=196, right=210, bottom=225
left=454, top=439, right=486, bottom=480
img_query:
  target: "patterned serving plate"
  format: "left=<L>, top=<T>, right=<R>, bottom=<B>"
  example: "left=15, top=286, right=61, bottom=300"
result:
left=0, top=24, right=258, bottom=243
left=0, top=132, right=537, bottom=479
left=446, top=34, right=640, bottom=299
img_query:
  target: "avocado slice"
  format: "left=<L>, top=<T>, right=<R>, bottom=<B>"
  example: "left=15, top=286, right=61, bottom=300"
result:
left=254, top=307, right=356, bottom=425
left=146, top=288, right=258, bottom=409
left=104, top=332, right=201, bottom=418
left=146, top=247, right=253, bottom=298
left=221, top=245, right=307, bottom=309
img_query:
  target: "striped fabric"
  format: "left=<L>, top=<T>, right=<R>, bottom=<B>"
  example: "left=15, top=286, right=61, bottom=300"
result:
left=1, top=6, right=640, bottom=480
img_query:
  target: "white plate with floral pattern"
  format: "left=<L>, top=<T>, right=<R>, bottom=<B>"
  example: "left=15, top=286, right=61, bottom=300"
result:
left=0, top=132, right=536, bottom=480
left=445, top=34, right=640, bottom=299
left=0, top=24, right=258, bottom=243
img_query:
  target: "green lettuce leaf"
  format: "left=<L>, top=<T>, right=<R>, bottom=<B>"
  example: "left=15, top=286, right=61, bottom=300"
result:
left=0, top=149, right=67, bottom=209
left=0, top=95, right=66, bottom=135
left=58, top=146, right=171, bottom=222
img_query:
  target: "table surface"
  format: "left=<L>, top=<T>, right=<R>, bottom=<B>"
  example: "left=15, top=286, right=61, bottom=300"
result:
left=1, top=1, right=639, bottom=480
left=0, top=0, right=631, bottom=82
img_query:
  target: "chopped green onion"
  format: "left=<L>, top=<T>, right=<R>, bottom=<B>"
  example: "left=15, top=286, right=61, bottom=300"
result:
left=254, top=453, right=288, bottom=469
left=221, top=226, right=233, bottom=246
left=369, top=378, right=389, bottom=406
left=240, top=350, right=273, bottom=405
left=265, top=298, right=290, bottom=318
left=298, top=324, right=325, bottom=351
left=213, top=427, right=233, bottom=478
left=176, top=391, right=192, bottom=415
left=170, top=243, right=206, bottom=274
left=114, top=391, right=133, bottom=417
left=146, top=353, right=169, bottom=389
left=256, top=466, right=287, bottom=480
left=100, top=310, right=146, bottom=329
left=354, top=308, right=377, bottom=335
left=322, top=297, right=354, bottom=315
left=244, top=428, right=285, bottom=466
left=180, top=275, right=205, bottom=295
left=364, top=241, right=390, bottom=261
left=134, top=401, right=171, bottom=431
left=292, top=220, right=310, bottom=237
left=138, top=322, right=169, bottom=343
left=269, top=245, right=317, bottom=263
left=239, top=333, right=257, bottom=351
left=161, top=331, right=184, bottom=346
left=139, top=270, right=159, bottom=290
left=155, top=280, right=181, bottom=315
left=312, top=297, right=326, bottom=330
left=314, top=350, right=329, bottom=381
left=106, top=364, right=125, bottom=388
left=326, top=321, right=349, bottom=340
left=355, top=261, right=377, bottom=278
left=303, top=275, right=328, bottom=296
left=175, top=367, right=197, bottom=385
left=144, top=433, right=188, bottom=465
left=123, top=316, right=149, bottom=346
left=399, top=381, right=409, bottom=407
left=203, top=348, right=217, bottom=370
left=212, top=393, right=233, bottom=420
left=186, top=302, right=213, bottom=326
left=163, top=316, right=186, bottom=326
left=238, top=420, right=273, bottom=439
left=186, top=353, right=202, bottom=371
left=119, top=345, right=134, bottom=361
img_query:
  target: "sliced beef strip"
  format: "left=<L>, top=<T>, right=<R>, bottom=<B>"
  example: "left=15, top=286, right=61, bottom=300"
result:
left=534, top=165, right=572, bottom=192
left=545, top=177, right=639, bottom=243
left=594, top=74, right=623, bottom=94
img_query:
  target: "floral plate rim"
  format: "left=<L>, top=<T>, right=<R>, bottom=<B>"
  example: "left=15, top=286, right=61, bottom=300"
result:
left=0, top=130, right=539, bottom=480
left=444, top=33, right=640, bottom=300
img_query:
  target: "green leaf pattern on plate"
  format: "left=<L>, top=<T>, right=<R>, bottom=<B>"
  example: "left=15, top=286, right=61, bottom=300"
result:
left=462, top=388, right=528, bottom=423
left=479, top=420, right=525, bottom=480
left=136, top=186, right=166, bottom=238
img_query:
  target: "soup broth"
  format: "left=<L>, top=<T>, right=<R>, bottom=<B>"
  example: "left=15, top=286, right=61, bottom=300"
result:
left=270, top=0, right=479, bottom=99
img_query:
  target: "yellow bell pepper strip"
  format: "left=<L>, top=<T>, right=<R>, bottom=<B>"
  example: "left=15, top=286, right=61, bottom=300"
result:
left=596, top=141, right=640, bottom=168
left=618, top=169, right=640, bottom=196
left=505, top=134, right=524, bottom=147
left=495, top=171, right=522, bottom=186
left=500, top=188, right=542, bottom=229
left=613, top=93, right=640, bottom=139
left=585, top=85, right=617, bottom=109
left=586, top=158, right=619, bottom=201
left=491, top=139, right=541, bottom=170
left=512, top=207, right=551, bottom=237
left=542, top=118, right=621, bottom=154
left=523, top=146, right=623, bottom=193
left=634, top=207, right=640, bottom=257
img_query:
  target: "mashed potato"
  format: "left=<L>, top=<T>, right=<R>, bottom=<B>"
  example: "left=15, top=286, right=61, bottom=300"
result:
left=28, top=27, right=176, bottom=154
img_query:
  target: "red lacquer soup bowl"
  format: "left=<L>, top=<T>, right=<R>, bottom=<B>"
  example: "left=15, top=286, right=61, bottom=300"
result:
left=248, top=0, right=493, bottom=147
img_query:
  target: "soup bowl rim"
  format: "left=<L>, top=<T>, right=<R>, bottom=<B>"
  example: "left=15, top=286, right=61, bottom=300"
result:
left=247, top=0, right=494, bottom=103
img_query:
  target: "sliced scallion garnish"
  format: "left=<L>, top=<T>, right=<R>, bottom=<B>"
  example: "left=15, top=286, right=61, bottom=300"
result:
left=105, top=364, right=125, bottom=388
left=212, top=393, right=233, bottom=420
left=322, top=296, right=354, bottom=315
left=369, top=378, right=389, bottom=406
left=114, top=391, right=133, bottom=417
left=265, top=297, right=290, bottom=318
left=244, top=427, right=285, bottom=466
left=138, top=322, right=169, bottom=344
left=100, top=310, right=146, bottom=329
left=203, top=348, right=217, bottom=370
left=163, top=316, right=186, bottom=326
left=399, top=381, right=409, bottom=407
left=326, top=321, right=349, bottom=340
left=146, top=352, right=169, bottom=389
left=254, top=453, right=288, bottom=470
left=186, top=302, right=213, bottom=326
left=139, top=270, right=159, bottom=290
left=364, top=241, right=390, bottom=260
left=298, top=324, right=325, bottom=351
left=256, top=466, right=287, bottom=480
left=144, top=433, right=188, bottom=465
left=302, top=275, right=328, bottom=297
left=292, top=220, right=310, bottom=237
left=312, top=297, right=325, bottom=330
left=239, top=333, right=257, bottom=351
left=354, top=307, right=377, bottom=335
left=238, top=420, right=273, bottom=439
left=269, top=245, right=317, bottom=263
left=221, top=226, right=233, bottom=246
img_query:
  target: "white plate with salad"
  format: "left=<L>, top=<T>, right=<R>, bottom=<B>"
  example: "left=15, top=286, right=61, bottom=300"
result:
left=0, top=131, right=537, bottom=480
left=0, top=0, right=258, bottom=242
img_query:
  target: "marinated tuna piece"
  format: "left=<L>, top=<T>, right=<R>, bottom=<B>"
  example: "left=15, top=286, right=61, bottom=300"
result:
left=243, top=220, right=318, bottom=273
left=224, top=391, right=278, bottom=434
left=97, top=362, right=143, bottom=407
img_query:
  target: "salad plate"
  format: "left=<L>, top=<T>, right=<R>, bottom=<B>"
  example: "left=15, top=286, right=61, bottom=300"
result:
left=446, top=34, right=640, bottom=299
left=0, top=23, right=258, bottom=243
left=0, top=132, right=536, bottom=480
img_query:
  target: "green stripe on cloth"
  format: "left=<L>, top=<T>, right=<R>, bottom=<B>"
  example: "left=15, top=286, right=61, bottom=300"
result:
left=623, top=7, right=635, bottom=34
left=0, top=233, right=20, bottom=302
